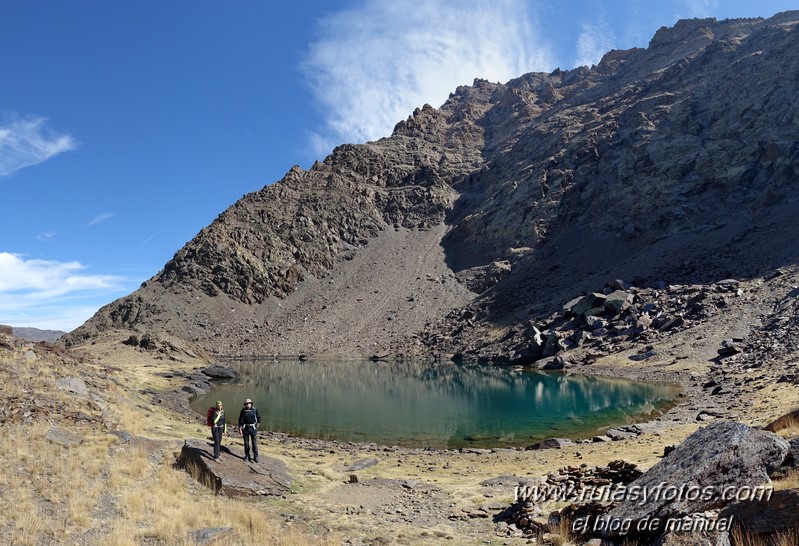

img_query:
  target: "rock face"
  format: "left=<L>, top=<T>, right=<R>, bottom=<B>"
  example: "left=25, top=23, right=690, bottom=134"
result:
left=176, top=438, right=291, bottom=497
left=604, top=421, right=789, bottom=537
left=64, top=11, right=799, bottom=358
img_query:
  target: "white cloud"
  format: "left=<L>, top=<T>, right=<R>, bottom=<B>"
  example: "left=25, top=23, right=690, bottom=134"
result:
left=574, top=19, right=616, bottom=68
left=2, top=305, right=102, bottom=333
left=35, top=231, right=56, bottom=241
left=0, top=117, right=77, bottom=177
left=136, top=231, right=159, bottom=252
left=302, top=0, right=553, bottom=155
left=682, top=0, right=719, bottom=18
left=87, top=212, right=114, bottom=226
left=0, top=252, right=125, bottom=331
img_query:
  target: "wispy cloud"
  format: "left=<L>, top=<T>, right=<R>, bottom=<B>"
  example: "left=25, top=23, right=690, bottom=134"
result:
left=0, top=252, right=125, bottom=331
left=35, top=231, right=56, bottom=241
left=136, top=230, right=159, bottom=252
left=87, top=212, right=114, bottom=226
left=302, top=0, right=553, bottom=155
left=682, top=0, right=719, bottom=18
left=0, top=116, right=77, bottom=177
left=574, top=18, right=616, bottom=68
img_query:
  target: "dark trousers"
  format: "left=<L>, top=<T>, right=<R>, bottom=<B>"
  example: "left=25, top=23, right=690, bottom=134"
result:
left=211, top=426, right=223, bottom=458
left=242, top=425, right=258, bottom=459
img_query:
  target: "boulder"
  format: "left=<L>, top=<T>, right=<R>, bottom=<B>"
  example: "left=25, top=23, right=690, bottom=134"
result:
left=345, top=457, right=379, bottom=471
left=605, top=428, right=638, bottom=441
left=188, top=527, right=239, bottom=545
left=604, top=290, right=630, bottom=314
left=201, top=365, right=239, bottom=379
left=485, top=260, right=512, bottom=288
left=183, top=385, right=207, bottom=396
left=533, top=355, right=567, bottom=371
left=542, top=332, right=564, bottom=358
left=562, top=296, right=584, bottom=316
left=177, top=438, right=291, bottom=497
left=603, top=421, right=789, bottom=538
left=585, top=315, right=607, bottom=330
left=526, top=438, right=574, bottom=450
left=55, top=377, right=89, bottom=398
left=46, top=426, right=84, bottom=447
left=658, top=316, right=685, bottom=331
left=717, top=339, right=741, bottom=357
left=571, top=293, right=607, bottom=317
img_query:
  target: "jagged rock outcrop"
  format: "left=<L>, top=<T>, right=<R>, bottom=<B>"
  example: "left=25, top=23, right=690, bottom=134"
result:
left=65, top=11, right=799, bottom=358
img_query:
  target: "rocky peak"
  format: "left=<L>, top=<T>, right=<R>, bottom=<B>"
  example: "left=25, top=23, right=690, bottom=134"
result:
left=65, top=11, right=799, bottom=357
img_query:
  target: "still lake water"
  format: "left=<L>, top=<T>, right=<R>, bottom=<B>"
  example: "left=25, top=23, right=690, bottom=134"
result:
left=191, top=359, right=679, bottom=449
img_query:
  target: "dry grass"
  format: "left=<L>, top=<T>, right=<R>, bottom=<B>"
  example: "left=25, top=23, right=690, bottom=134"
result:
left=104, top=398, right=147, bottom=436
left=0, top=336, right=348, bottom=546
left=0, top=418, right=344, bottom=545
left=731, top=526, right=799, bottom=546
left=764, top=408, right=799, bottom=435
left=775, top=418, right=799, bottom=440
left=773, top=468, right=799, bottom=490
left=552, top=516, right=576, bottom=546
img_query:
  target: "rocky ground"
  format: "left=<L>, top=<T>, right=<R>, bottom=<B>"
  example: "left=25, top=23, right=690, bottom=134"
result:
left=44, top=288, right=799, bottom=544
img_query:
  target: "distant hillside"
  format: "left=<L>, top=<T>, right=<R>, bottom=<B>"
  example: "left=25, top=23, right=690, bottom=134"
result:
left=12, top=327, right=67, bottom=343
left=65, top=11, right=799, bottom=358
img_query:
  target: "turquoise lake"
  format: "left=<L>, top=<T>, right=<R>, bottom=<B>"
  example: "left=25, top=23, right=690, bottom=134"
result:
left=190, top=359, right=679, bottom=449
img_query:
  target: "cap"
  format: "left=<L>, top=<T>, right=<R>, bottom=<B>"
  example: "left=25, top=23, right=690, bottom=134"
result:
left=244, top=398, right=253, bottom=404
left=216, top=400, right=223, bottom=405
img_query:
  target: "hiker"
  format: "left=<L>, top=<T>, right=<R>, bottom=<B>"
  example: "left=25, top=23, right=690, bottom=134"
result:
left=210, top=400, right=226, bottom=462
left=238, top=398, right=261, bottom=463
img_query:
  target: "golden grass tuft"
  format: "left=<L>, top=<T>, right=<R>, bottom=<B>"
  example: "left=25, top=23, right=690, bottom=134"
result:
left=764, top=409, right=799, bottom=438
left=4, top=489, right=49, bottom=546
left=552, top=515, right=576, bottom=546
left=772, top=468, right=799, bottom=491
left=731, top=525, right=799, bottom=546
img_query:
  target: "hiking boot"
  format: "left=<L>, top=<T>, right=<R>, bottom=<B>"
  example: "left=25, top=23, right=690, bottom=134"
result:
left=213, top=457, right=221, bottom=463
left=244, top=457, right=251, bottom=462
left=252, top=456, right=258, bottom=463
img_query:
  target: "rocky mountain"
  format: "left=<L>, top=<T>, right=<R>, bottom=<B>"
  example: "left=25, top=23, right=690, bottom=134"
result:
left=65, top=11, right=799, bottom=358
left=3, top=326, right=66, bottom=343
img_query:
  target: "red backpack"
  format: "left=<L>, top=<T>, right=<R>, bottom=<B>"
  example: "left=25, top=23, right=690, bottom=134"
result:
left=206, top=407, right=215, bottom=427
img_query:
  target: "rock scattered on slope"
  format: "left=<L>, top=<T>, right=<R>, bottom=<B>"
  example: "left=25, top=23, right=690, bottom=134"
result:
left=46, top=426, right=85, bottom=447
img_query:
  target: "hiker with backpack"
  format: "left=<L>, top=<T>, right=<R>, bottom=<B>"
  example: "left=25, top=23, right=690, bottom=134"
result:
left=238, top=398, right=261, bottom=463
left=207, top=400, right=227, bottom=462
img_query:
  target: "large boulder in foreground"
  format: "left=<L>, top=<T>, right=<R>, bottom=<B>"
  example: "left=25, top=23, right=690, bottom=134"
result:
left=604, top=421, right=789, bottom=537
left=177, top=438, right=291, bottom=497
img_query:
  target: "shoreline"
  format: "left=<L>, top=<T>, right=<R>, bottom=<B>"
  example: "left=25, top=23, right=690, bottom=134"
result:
left=165, top=354, right=702, bottom=455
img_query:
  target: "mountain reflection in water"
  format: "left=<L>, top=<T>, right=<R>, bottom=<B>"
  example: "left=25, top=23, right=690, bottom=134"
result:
left=191, top=359, right=679, bottom=448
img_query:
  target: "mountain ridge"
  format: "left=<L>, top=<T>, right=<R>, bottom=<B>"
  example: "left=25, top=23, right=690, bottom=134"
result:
left=65, top=11, right=799, bottom=358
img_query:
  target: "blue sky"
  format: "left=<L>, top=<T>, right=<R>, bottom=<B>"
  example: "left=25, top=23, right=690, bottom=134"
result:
left=1, top=0, right=795, bottom=331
